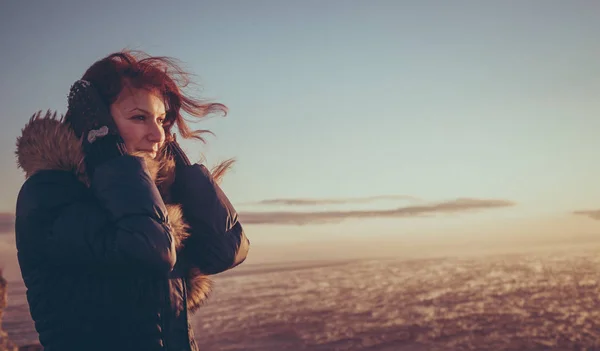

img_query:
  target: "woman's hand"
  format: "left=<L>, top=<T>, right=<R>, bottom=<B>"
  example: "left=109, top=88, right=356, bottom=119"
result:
left=67, top=80, right=127, bottom=178
left=163, top=133, right=191, bottom=168
left=162, top=134, right=249, bottom=274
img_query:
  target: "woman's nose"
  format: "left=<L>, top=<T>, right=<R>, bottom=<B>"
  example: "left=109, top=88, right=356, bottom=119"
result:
left=147, top=121, right=165, bottom=143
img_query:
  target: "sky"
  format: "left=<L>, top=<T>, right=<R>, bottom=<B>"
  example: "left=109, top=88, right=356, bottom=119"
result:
left=1, top=0, right=600, bottom=268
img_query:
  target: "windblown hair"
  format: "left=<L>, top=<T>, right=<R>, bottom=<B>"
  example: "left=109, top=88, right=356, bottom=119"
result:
left=64, top=49, right=234, bottom=180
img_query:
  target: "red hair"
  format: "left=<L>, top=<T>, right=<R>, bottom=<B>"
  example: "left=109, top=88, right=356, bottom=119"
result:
left=66, top=49, right=227, bottom=143
left=65, top=49, right=234, bottom=180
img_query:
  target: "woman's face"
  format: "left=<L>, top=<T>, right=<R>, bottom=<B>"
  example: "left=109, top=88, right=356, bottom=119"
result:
left=110, top=87, right=166, bottom=159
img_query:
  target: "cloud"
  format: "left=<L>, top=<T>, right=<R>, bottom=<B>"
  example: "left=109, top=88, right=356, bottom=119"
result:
left=0, top=213, right=14, bottom=233
left=0, top=198, right=515, bottom=229
left=573, top=210, right=600, bottom=220
left=239, top=198, right=515, bottom=225
left=247, top=195, right=420, bottom=206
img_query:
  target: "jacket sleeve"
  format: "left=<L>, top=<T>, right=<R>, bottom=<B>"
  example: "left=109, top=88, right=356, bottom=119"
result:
left=15, top=156, right=176, bottom=274
left=172, top=163, right=249, bottom=275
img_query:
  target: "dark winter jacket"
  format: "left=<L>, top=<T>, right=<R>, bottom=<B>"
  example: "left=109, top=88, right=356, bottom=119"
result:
left=14, top=112, right=250, bottom=351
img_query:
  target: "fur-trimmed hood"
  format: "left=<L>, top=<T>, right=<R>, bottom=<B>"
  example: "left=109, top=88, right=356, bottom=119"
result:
left=16, top=110, right=176, bottom=192
left=15, top=110, right=212, bottom=312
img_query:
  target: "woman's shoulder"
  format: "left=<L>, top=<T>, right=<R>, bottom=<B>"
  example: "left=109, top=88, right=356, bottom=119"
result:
left=17, top=170, right=89, bottom=217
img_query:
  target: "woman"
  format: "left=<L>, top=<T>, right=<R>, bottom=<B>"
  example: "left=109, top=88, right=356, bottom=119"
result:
left=14, top=50, right=250, bottom=351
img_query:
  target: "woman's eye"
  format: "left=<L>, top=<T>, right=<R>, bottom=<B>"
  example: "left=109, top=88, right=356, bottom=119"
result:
left=131, top=115, right=166, bottom=125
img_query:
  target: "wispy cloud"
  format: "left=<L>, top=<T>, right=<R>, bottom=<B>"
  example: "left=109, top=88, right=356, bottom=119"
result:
left=573, top=210, right=600, bottom=220
left=239, top=198, right=515, bottom=225
left=249, top=195, right=420, bottom=206
left=0, top=198, right=515, bottom=229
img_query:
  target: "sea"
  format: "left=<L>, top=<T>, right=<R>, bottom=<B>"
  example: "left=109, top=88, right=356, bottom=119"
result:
left=3, top=246, right=600, bottom=350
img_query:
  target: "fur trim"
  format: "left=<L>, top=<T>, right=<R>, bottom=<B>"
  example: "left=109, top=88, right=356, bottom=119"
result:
left=165, top=204, right=190, bottom=251
left=15, top=110, right=213, bottom=308
left=16, top=111, right=86, bottom=181
left=186, top=267, right=213, bottom=313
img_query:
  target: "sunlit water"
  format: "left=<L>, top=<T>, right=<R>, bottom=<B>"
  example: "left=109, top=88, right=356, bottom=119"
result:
left=4, top=248, right=600, bottom=350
